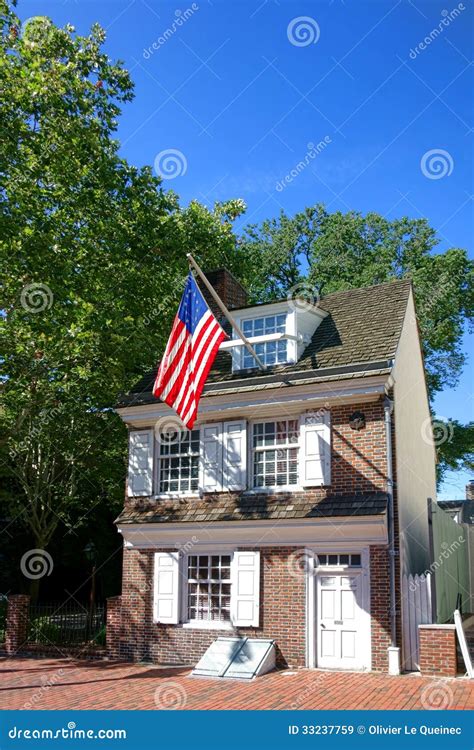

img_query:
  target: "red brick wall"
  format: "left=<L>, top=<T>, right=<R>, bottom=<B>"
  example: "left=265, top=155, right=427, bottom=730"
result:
left=106, top=596, right=123, bottom=661
left=5, top=595, right=30, bottom=655
left=115, top=400, right=397, bottom=671
left=113, top=546, right=306, bottom=667
left=370, top=546, right=391, bottom=671
left=197, top=268, right=248, bottom=317
left=419, top=626, right=457, bottom=677
left=110, top=543, right=392, bottom=671
left=331, top=402, right=387, bottom=493
left=124, top=401, right=390, bottom=520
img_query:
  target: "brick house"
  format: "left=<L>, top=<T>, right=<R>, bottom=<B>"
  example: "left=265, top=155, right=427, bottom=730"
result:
left=112, top=270, right=437, bottom=673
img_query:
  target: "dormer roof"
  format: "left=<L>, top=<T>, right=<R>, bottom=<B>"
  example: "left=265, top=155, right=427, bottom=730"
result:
left=117, top=278, right=412, bottom=407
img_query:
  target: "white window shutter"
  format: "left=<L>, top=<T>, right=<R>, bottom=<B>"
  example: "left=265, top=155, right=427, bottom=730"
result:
left=200, top=423, right=223, bottom=492
left=128, top=429, right=154, bottom=497
left=153, top=552, right=180, bottom=624
left=223, top=420, right=247, bottom=491
left=299, top=410, right=331, bottom=487
left=231, top=551, right=260, bottom=627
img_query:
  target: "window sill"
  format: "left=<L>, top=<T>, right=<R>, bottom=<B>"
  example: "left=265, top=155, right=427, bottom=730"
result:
left=180, top=621, right=235, bottom=631
left=152, top=493, right=200, bottom=500
left=243, top=486, right=303, bottom=495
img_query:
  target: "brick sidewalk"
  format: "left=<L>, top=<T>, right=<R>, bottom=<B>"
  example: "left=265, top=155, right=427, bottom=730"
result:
left=1, top=657, right=472, bottom=710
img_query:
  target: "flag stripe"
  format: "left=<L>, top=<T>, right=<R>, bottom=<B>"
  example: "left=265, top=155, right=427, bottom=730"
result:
left=174, top=318, right=221, bottom=416
left=152, top=272, right=227, bottom=429
left=164, top=314, right=217, bottom=408
left=180, top=324, right=225, bottom=426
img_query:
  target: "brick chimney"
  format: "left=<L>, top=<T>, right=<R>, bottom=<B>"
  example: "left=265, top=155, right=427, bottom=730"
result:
left=466, top=480, right=474, bottom=501
left=197, top=268, right=248, bottom=319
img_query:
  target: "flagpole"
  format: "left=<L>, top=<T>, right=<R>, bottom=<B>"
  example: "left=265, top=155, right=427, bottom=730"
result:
left=186, top=253, right=266, bottom=371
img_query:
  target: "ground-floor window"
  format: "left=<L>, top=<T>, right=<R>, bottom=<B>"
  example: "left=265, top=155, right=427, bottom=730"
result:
left=187, top=554, right=231, bottom=623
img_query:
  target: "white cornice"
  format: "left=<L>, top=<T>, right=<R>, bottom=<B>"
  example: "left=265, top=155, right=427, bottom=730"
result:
left=118, top=515, right=388, bottom=550
left=117, top=376, right=389, bottom=426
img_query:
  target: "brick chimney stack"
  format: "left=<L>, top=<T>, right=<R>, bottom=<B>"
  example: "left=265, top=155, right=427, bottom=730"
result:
left=197, top=268, right=248, bottom=320
left=466, top=480, right=474, bottom=501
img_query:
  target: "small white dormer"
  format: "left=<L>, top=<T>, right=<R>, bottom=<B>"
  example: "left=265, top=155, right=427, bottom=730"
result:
left=220, top=299, right=328, bottom=372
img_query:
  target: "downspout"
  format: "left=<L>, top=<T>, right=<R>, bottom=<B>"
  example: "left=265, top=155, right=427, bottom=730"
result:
left=384, top=396, right=400, bottom=674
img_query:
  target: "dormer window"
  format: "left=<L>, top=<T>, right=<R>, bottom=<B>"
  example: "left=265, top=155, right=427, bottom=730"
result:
left=218, top=298, right=328, bottom=373
left=241, top=313, right=288, bottom=368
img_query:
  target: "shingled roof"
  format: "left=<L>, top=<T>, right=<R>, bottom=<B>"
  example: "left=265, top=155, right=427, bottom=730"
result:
left=117, top=278, right=412, bottom=407
left=116, top=491, right=389, bottom=525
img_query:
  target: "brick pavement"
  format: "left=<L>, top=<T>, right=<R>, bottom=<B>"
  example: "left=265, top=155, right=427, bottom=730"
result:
left=0, top=657, right=472, bottom=711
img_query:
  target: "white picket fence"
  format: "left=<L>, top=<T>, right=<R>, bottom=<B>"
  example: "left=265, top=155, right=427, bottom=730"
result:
left=401, top=572, right=432, bottom=671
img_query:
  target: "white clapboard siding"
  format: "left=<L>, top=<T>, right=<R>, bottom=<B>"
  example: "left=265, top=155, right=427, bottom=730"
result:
left=128, top=429, right=154, bottom=497
left=200, top=423, right=223, bottom=492
left=402, top=572, right=432, bottom=671
left=223, top=420, right=247, bottom=491
left=231, top=551, right=260, bottom=627
left=153, top=552, right=180, bottom=624
left=299, top=410, right=331, bottom=487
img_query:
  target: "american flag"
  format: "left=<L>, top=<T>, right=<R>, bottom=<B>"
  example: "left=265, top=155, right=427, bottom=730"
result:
left=153, top=272, right=227, bottom=429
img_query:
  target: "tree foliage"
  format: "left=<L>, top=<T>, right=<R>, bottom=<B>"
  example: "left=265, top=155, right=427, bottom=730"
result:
left=241, top=204, right=473, bottom=397
left=0, top=2, right=245, bottom=586
left=436, top=420, right=474, bottom=485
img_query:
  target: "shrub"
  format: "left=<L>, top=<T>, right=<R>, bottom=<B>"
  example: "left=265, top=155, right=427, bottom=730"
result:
left=29, top=616, right=61, bottom=644
left=93, top=625, right=106, bottom=646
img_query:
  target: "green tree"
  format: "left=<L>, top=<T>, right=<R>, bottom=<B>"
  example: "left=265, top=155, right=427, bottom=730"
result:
left=436, top=420, right=474, bottom=485
left=241, top=205, right=473, bottom=487
left=241, top=204, right=473, bottom=396
left=0, top=3, right=245, bottom=597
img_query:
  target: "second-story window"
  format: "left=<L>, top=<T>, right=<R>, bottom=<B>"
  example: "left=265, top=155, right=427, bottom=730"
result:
left=159, top=429, right=200, bottom=494
left=242, top=313, right=287, bottom=368
left=252, top=419, right=299, bottom=488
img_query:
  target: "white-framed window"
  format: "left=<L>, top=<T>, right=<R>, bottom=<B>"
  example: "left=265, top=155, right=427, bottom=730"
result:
left=241, top=313, right=288, bottom=369
left=186, top=554, right=232, bottom=623
left=154, top=550, right=261, bottom=627
left=252, top=419, right=299, bottom=488
left=129, top=409, right=330, bottom=498
left=159, top=429, right=200, bottom=494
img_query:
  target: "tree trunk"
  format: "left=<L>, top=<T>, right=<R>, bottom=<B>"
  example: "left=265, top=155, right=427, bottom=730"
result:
left=29, top=576, right=41, bottom=604
left=27, top=538, right=49, bottom=603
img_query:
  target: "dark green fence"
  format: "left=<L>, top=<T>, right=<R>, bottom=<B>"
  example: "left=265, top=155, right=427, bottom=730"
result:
left=429, top=499, right=470, bottom=623
left=28, top=602, right=105, bottom=646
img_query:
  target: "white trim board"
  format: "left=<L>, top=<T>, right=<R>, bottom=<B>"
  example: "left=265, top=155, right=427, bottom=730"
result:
left=454, top=609, right=473, bottom=678
left=118, top=515, right=388, bottom=550
left=117, top=377, right=389, bottom=427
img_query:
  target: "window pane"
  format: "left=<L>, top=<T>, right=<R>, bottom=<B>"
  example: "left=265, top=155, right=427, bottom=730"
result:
left=254, top=318, right=264, bottom=335
left=276, top=314, right=286, bottom=330
left=351, top=554, right=361, bottom=567
left=264, top=423, right=275, bottom=445
left=264, top=316, right=275, bottom=334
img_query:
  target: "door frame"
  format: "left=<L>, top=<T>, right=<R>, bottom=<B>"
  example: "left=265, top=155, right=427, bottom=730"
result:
left=306, top=546, right=372, bottom=671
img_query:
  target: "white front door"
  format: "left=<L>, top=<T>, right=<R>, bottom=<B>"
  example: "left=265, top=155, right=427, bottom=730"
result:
left=316, top=572, right=363, bottom=670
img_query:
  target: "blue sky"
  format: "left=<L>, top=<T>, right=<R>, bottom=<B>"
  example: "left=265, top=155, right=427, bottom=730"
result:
left=19, top=0, right=473, bottom=498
